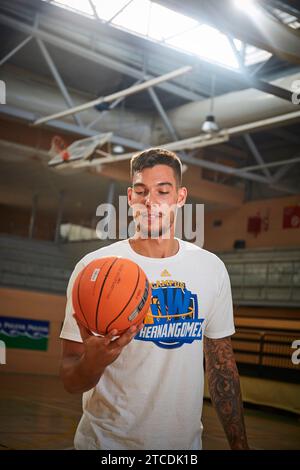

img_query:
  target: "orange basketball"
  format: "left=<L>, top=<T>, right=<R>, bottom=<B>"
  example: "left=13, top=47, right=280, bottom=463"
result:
left=72, top=256, right=152, bottom=335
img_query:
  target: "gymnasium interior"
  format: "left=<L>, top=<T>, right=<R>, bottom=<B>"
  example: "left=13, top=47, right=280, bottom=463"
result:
left=0, top=0, right=300, bottom=450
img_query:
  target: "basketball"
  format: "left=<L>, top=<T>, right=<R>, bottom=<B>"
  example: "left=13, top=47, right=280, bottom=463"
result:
left=72, top=256, right=152, bottom=335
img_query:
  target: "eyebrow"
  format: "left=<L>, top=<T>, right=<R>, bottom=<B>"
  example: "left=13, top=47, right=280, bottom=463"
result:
left=133, top=182, right=173, bottom=189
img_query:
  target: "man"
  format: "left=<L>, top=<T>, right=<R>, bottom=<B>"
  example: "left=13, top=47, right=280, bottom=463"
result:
left=60, top=148, right=249, bottom=450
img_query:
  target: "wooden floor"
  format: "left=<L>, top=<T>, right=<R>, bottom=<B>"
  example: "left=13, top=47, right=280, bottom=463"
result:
left=0, top=373, right=299, bottom=450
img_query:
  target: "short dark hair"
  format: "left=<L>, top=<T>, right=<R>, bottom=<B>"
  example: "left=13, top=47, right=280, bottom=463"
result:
left=130, top=148, right=182, bottom=187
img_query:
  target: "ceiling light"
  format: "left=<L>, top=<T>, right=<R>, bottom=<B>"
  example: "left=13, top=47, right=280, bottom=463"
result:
left=201, top=115, right=220, bottom=133
left=112, top=144, right=125, bottom=154
left=201, top=73, right=220, bottom=134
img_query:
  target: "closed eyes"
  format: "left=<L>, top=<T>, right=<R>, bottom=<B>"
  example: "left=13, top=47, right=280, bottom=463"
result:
left=135, top=191, right=169, bottom=195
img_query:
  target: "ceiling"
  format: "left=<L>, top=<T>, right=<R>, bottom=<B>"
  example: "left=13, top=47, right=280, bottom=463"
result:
left=0, top=0, right=299, bottom=223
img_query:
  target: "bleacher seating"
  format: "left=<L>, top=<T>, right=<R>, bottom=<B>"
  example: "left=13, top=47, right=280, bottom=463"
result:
left=0, top=235, right=75, bottom=294
left=0, top=235, right=109, bottom=294
left=1, top=235, right=299, bottom=381
left=219, top=248, right=300, bottom=308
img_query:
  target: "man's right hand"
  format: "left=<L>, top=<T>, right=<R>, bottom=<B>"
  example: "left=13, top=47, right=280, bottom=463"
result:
left=60, top=318, right=144, bottom=394
left=76, top=318, right=144, bottom=376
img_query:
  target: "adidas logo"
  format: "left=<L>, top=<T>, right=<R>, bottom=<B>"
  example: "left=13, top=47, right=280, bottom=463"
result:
left=161, top=269, right=171, bottom=277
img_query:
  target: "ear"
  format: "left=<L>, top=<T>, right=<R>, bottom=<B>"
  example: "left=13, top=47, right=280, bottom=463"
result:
left=127, top=186, right=133, bottom=207
left=177, top=186, right=187, bottom=208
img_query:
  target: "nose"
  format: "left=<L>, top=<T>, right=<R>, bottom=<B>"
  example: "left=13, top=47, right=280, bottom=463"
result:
left=144, top=191, right=157, bottom=207
left=144, top=197, right=160, bottom=217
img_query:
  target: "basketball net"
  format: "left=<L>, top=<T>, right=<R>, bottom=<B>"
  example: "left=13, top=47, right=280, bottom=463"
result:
left=49, top=135, right=70, bottom=162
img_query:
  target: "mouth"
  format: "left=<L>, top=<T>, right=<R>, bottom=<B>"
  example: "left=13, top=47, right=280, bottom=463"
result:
left=142, top=212, right=162, bottom=220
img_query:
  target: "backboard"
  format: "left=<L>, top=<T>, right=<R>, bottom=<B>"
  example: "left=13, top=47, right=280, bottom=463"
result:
left=48, top=133, right=113, bottom=168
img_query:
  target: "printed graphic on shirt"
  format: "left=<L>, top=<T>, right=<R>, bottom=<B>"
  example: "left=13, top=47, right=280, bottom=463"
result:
left=160, top=269, right=171, bottom=277
left=136, top=279, right=204, bottom=349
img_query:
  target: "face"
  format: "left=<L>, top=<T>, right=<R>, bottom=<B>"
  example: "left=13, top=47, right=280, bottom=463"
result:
left=128, top=164, right=187, bottom=239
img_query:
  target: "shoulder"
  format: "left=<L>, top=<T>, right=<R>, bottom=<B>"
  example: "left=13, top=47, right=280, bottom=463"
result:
left=180, top=239, right=226, bottom=271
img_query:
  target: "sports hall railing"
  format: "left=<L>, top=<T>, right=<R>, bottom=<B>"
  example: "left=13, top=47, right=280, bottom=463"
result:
left=232, top=328, right=300, bottom=382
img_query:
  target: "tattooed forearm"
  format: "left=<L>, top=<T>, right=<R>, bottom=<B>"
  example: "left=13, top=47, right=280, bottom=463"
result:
left=204, top=336, right=249, bottom=450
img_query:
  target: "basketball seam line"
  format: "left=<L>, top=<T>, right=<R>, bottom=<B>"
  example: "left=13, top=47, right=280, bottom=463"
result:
left=95, top=257, right=119, bottom=333
left=105, top=264, right=141, bottom=334
left=92, top=258, right=112, bottom=331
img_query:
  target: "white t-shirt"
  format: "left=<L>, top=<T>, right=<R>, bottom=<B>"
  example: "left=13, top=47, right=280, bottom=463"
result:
left=60, top=238, right=235, bottom=450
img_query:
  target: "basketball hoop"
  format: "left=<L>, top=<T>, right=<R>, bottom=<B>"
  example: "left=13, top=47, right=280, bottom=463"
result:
left=49, top=135, right=70, bottom=162
left=48, top=132, right=113, bottom=168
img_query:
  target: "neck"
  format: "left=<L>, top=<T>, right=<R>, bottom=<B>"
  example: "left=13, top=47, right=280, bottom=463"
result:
left=129, top=236, right=179, bottom=259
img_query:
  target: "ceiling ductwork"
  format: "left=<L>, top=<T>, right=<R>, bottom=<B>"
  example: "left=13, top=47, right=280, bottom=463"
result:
left=2, top=65, right=300, bottom=149
left=152, top=71, right=300, bottom=144
left=2, top=66, right=153, bottom=145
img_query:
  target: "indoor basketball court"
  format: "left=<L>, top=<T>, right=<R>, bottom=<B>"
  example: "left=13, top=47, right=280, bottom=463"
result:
left=0, top=0, right=300, bottom=452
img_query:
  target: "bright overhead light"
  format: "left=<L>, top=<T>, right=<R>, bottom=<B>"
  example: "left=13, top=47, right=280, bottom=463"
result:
left=51, top=0, right=268, bottom=68
left=201, top=74, right=220, bottom=133
left=233, top=0, right=259, bottom=16
left=201, top=115, right=220, bottom=134
left=168, top=24, right=239, bottom=69
left=112, top=144, right=125, bottom=154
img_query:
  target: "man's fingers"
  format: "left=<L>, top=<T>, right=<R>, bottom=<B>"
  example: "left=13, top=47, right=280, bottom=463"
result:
left=74, top=316, right=144, bottom=348
left=107, top=325, right=138, bottom=350
left=103, top=329, right=118, bottom=346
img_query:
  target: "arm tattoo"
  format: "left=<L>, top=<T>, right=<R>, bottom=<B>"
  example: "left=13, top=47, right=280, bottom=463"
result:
left=204, top=336, right=249, bottom=450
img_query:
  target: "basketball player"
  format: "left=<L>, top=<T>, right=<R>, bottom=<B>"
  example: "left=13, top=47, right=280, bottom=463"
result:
left=60, top=148, right=249, bottom=450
